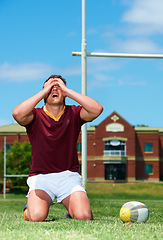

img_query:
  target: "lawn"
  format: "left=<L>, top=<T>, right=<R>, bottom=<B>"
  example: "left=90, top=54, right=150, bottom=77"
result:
left=0, top=182, right=162, bottom=240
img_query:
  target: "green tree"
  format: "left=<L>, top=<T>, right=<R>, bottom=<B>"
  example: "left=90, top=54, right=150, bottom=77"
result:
left=6, top=141, right=31, bottom=186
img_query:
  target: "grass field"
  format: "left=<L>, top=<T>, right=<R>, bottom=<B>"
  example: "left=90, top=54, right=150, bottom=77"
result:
left=0, top=182, right=163, bottom=240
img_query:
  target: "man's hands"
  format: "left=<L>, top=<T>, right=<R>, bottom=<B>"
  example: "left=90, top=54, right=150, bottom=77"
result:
left=12, top=77, right=68, bottom=126
left=13, top=75, right=103, bottom=126
left=45, top=78, right=103, bottom=122
left=43, top=78, right=68, bottom=98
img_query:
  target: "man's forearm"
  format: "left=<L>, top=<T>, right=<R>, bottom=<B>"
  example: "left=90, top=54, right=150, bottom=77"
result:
left=66, top=89, right=103, bottom=121
left=12, top=90, right=45, bottom=125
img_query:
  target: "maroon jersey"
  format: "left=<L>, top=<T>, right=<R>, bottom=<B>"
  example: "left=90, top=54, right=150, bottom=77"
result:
left=25, top=105, right=86, bottom=176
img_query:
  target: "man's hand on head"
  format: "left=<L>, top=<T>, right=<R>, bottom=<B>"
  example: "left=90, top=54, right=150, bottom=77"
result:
left=43, top=78, right=57, bottom=98
left=51, top=78, right=68, bottom=97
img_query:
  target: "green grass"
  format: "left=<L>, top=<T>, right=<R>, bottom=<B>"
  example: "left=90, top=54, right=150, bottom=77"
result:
left=0, top=182, right=163, bottom=240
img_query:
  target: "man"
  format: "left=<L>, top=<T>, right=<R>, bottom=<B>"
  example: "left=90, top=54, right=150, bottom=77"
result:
left=12, top=74, right=103, bottom=222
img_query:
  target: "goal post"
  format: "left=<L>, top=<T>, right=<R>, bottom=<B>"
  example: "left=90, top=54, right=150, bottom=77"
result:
left=72, top=51, right=163, bottom=59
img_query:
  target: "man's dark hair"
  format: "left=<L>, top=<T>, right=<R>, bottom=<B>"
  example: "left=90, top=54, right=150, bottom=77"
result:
left=43, top=74, right=67, bottom=104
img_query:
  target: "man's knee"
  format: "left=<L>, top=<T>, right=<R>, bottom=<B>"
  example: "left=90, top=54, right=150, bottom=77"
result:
left=29, top=208, right=48, bottom=222
left=73, top=210, right=93, bottom=221
left=26, top=189, right=51, bottom=222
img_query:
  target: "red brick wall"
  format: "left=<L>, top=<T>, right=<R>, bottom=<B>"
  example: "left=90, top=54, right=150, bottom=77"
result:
left=136, top=161, right=144, bottom=179
left=160, top=161, right=163, bottom=180
left=135, top=133, right=159, bottom=157
left=127, top=160, right=136, bottom=179
left=87, top=133, right=96, bottom=156
left=87, top=160, right=104, bottom=179
left=95, top=111, right=136, bottom=157
left=159, top=135, right=163, bottom=158
left=0, top=134, right=29, bottom=149
left=136, top=160, right=160, bottom=180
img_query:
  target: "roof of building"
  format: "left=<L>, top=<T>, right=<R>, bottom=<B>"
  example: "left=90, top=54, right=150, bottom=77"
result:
left=0, top=121, right=163, bottom=135
left=0, top=124, right=26, bottom=134
left=0, top=123, right=96, bottom=135
left=135, top=126, right=163, bottom=133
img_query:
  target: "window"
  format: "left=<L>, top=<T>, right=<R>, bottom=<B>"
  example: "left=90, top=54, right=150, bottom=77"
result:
left=104, top=140, right=126, bottom=156
left=144, top=143, right=153, bottom=152
left=144, top=164, right=153, bottom=174
left=105, top=164, right=126, bottom=180
left=77, top=142, right=82, bottom=153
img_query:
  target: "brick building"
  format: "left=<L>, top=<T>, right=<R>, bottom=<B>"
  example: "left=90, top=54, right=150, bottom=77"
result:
left=0, top=111, right=163, bottom=182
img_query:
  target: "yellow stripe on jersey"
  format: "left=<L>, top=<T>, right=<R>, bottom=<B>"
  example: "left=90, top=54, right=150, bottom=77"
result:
left=43, top=106, right=65, bottom=121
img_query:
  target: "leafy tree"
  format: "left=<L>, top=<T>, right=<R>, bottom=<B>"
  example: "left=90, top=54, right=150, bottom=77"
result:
left=135, top=124, right=148, bottom=127
left=6, top=141, right=31, bottom=186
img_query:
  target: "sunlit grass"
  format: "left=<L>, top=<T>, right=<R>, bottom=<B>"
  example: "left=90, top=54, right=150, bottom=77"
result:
left=0, top=182, right=162, bottom=239
left=87, top=182, right=163, bottom=200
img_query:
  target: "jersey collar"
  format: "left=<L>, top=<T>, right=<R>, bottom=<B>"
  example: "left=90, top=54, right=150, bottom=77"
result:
left=43, top=105, right=66, bottom=121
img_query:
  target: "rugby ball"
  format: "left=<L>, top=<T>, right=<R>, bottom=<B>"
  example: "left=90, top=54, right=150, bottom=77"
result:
left=120, top=201, right=149, bottom=223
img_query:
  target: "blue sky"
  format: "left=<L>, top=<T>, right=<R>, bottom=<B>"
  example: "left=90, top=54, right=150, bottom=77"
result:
left=0, top=0, right=163, bottom=127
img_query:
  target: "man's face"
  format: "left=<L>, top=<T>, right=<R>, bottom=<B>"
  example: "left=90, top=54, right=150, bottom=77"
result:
left=45, top=78, right=65, bottom=105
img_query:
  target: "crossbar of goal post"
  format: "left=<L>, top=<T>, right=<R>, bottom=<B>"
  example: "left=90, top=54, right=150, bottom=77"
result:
left=72, top=0, right=163, bottom=190
left=3, top=136, right=28, bottom=198
left=72, top=52, right=163, bottom=59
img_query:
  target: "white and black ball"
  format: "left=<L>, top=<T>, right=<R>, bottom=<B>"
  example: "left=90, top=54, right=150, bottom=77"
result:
left=120, top=201, right=149, bottom=223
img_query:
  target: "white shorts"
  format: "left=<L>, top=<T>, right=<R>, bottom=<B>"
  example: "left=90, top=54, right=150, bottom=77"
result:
left=27, top=170, right=86, bottom=203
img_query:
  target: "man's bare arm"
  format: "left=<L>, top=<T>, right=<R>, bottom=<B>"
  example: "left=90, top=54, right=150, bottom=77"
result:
left=54, top=78, right=103, bottom=122
left=12, top=80, right=56, bottom=126
left=67, top=89, right=103, bottom=122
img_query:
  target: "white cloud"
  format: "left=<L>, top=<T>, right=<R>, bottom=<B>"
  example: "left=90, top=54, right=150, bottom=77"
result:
left=86, top=57, right=122, bottom=90
left=114, top=38, right=163, bottom=53
left=67, top=31, right=77, bottom=37
left=0, top=62, right=53, bottom=82
left=0, top=62, right=82, bottom=82
left=87, top=28, right=98, bottom=35
left=88, top=73, right=113, bottom=90
left=88, top=57, right=121, bottom=72
left=118, top=78, right=147, bottom=86
left=0, top=119, right=14, bottom=126
left=60, top=65, right=81, bottom=76
left=122, top=0, right=163, bottom=35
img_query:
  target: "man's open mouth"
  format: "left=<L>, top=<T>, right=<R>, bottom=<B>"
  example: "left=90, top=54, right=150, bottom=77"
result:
left=52, top=94, right=58, bottom=98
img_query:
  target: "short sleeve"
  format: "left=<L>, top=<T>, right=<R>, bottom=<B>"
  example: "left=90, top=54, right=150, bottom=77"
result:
left=25, top=108, right=36, bottom=134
